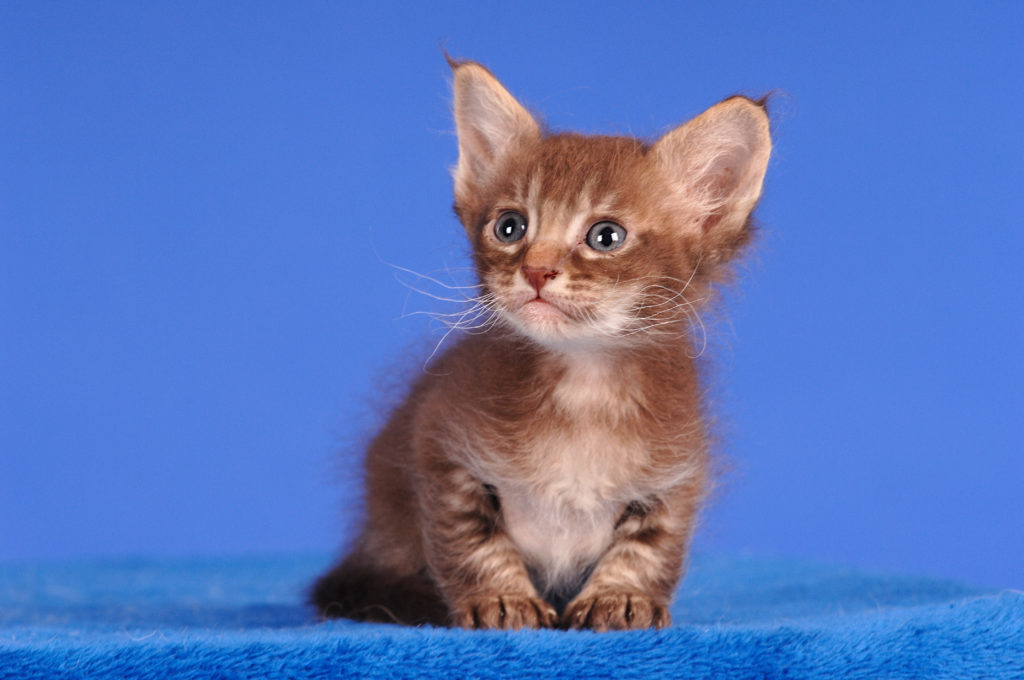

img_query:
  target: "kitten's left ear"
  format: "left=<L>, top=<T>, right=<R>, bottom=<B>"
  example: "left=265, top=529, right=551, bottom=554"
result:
left=450, top=60, right=540, bottom=205
left=653, top=96, right=771, bottom=245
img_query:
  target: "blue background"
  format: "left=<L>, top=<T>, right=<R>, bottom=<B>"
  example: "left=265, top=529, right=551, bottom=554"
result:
left=3, top=2, right=1021, bottom=588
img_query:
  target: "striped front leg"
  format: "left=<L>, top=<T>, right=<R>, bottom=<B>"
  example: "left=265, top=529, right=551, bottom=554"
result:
left=562, top=486, right=699, bottom=631
left=418, top=460, right=557, bottom=630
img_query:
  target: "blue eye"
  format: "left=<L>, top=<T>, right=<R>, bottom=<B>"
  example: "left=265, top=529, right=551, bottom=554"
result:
left=586, top=221, right=626, bottom=251
left=494, top=211, right=527, bottom=243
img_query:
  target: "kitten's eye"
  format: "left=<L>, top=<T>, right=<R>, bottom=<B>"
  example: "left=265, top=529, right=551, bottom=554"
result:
left=586, top=221, right=627, bottom=252
left=494, top=211, right=528, bottom=243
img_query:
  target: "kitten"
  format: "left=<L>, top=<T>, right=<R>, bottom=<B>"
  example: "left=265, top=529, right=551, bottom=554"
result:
left=311, top=59, right=771, bottom=631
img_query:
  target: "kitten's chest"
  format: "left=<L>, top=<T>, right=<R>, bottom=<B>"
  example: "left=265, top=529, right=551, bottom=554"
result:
left=492, top=359, right=648, bottom=590
left=497, top=425, right=632, bottom=591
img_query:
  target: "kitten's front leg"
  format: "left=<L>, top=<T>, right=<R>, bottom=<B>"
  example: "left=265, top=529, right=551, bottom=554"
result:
left=562, top=487, right=698, bottom=631
left=418, top=459, right=557, bottom=630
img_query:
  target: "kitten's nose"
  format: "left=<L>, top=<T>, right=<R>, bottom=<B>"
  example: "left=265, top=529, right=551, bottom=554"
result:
left=521, top=264, right=559, bottom=293
left=521, top=241, right=563, bottom=293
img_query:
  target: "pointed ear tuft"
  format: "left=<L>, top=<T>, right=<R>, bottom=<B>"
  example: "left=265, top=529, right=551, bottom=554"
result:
left=451, top=61, right=540, bottom=204
left=653, top=96, right=771, bottom=242
left=441, top=48, right=460, bottom=71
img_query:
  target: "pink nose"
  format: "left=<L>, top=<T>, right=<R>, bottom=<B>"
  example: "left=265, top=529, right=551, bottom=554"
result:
left=522, top=265, right=559, bottom=293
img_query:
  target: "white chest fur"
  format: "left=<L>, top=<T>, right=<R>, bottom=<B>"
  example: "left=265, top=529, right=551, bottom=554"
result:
left=497, top=357, right=643, bottom=593
left=499, top=451, right=622, bottom=591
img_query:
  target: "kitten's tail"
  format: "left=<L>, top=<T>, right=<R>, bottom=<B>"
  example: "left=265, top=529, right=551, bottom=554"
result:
left=309, top=557, right=448, bottom=626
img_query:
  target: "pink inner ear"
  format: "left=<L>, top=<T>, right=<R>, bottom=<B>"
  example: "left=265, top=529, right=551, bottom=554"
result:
left=701, top=212, right=724, bottom=233
left=705, top=151, right=744, bottom=197
left=688, top=158, right=737, bottom=210
left=688, top=146, right=757, bottom=234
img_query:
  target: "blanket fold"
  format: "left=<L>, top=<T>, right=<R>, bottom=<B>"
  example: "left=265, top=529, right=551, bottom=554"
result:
left=1, top=554, right=1020, bottom=679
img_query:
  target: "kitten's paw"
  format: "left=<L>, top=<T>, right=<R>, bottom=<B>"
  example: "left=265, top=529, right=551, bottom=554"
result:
left=562, top=592, right=670, bottom=631
left=451, top=594, right=558, bottom=630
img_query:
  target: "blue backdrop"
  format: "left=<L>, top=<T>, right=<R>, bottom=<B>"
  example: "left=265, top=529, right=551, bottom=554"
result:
left=2, top=2, right=1021, bottom=588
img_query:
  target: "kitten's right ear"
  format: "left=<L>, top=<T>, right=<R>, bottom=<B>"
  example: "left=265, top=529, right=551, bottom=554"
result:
left=450, top=60, right=540, bottom=202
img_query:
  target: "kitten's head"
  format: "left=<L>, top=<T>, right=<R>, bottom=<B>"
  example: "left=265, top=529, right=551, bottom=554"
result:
left=450, top=60, right=771, bottom=351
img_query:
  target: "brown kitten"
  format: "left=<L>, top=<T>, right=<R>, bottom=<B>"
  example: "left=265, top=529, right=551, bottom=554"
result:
left=311, top=59, right=771, bottom=631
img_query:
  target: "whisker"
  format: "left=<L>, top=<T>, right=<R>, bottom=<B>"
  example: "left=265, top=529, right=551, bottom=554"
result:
left=394, top=277, right=485, bottom=304
left=378, top=255, right=483, bottom=291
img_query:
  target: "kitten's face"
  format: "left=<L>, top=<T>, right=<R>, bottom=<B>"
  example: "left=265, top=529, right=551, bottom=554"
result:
left=449, top=61, right=771, bottom=351
left=469, top=136, right=701, bottom=349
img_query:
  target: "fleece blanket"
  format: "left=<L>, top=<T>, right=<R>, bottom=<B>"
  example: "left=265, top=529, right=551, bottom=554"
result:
left=0, top=553, right=1021, bottom=679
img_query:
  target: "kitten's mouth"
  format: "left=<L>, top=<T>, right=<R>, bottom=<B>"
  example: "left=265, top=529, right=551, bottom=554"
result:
left=506, top=291, right=618, bottom=346
left=519, top=296, right=569, bottom=322
left=503, top=290, right=597, bottom=344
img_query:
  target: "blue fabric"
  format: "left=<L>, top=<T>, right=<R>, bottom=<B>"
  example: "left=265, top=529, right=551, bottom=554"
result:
left=1, top=554, right=1021, bottom=679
